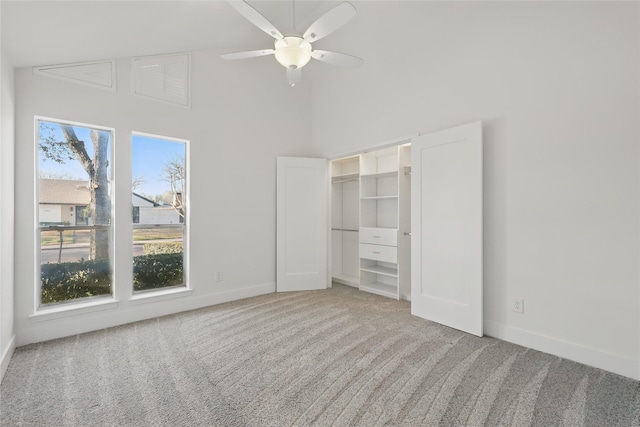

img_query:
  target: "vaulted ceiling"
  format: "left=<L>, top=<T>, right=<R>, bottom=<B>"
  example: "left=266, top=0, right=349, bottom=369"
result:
left=1, top=0, right=361, bottom=70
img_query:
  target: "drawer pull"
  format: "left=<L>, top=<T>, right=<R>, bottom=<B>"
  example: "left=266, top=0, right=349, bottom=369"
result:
left=373, top=251, right=381, bottom=254
left=373, top=236, right=381, bottom=238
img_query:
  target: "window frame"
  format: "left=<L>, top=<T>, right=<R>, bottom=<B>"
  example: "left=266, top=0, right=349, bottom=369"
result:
left=131, top=131, right=190, bottom=294
left=34, top=116, right=116, bottom=310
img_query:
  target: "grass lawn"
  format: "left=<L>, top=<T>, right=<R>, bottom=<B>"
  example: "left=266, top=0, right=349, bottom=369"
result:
left=41, top=230, right=83, bottom=245
left=42, top=228, right=182, bottom=246
left=133, top=228, right=183, bottom=241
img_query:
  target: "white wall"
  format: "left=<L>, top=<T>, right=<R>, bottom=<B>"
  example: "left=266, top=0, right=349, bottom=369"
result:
left=311, top=1, right=640, bottom=379
left=0, top=29, right=17, bottom=380
left=13, top=50, right=312, bottom=345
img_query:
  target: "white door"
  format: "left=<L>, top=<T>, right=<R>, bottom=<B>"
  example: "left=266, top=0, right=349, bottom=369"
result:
left=411, top=122, right=483, bottom=336
left=277, top=157, right=328, bottom=292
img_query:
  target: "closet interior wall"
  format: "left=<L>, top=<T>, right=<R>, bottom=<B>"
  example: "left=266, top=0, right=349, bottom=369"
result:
left=331, top=156, right=360, bottom=287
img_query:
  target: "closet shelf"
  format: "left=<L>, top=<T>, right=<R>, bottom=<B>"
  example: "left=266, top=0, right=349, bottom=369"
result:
left=360, top=281, right=398, bottom=298
left=360, top=171, right=398, bottom=179
left=332, top=172, right=359, bottom=183
left=360, top=265, right=398, bottom=277
left=361, top=195, right=398, bottom=200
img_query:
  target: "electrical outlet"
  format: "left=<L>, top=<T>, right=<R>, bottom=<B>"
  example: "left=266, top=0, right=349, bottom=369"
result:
left=512, top=298, right=524, bottom=314
left=216, top=272, right=223, bottom=282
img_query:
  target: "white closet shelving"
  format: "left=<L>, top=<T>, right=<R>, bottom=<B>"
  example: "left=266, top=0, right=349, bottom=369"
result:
left=358, top=146, right=408, bottom=299
left=330, top=144, right=411, bottom=300
left=331, top=156, right=360, bottom=287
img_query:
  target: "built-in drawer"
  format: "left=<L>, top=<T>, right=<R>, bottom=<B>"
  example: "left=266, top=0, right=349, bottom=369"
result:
left=359, top=243, right=397, bottom=263
left=359, top=227, right=397, bottom=246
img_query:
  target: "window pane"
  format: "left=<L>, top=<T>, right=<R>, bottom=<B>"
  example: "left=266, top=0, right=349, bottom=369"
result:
left=133, top=227, right=184, bottom=291
left=40, top=229, right=111, bottom=304
left=132, top=134, right=187, bottom=292
left=38, top=120, right=112, bottom=305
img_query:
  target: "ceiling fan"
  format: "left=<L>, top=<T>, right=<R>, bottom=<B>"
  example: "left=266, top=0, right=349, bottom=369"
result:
left=221, top=0, right=364, bottom=86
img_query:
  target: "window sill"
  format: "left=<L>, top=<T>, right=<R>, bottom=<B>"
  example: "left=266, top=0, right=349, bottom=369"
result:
left=30, top=298, right=119, bottom=322
left=129, top=287, right=192, bottom=305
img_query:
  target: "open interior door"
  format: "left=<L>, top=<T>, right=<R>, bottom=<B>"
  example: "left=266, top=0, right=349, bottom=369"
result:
left=411, top=122, right=483, bottom=336
left=277, top=157, right=328, bottom=292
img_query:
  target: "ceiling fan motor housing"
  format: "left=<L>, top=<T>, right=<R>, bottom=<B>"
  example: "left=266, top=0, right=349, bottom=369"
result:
left=274, top=36, right=312, bottom=70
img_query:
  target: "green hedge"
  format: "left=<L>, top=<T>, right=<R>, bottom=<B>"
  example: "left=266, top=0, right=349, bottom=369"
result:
left=41, top=253, right=184, bottom=304
left=41, top=259, right=111, bottom=304
left=143, top=242, right=183, bottom=255
left=133, top=252, right=184, bottom=291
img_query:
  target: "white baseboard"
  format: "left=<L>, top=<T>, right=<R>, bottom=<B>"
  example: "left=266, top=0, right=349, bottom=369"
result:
left=0, top=335, right=16, bottom=384
left=196, top=282, right=275, bottom=307
left=484, top=320, right=639, bottom=381
left=17, top=282, right=277, bottom=347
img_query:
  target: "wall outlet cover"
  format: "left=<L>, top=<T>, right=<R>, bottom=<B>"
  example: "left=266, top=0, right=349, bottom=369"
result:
left=512, top=298, right=524, bottom=314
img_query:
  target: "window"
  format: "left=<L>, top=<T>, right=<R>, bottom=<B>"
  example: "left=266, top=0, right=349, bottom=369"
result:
left=34, top=59, right=116, bottom=92
left=132, top=53, right=190, bottom=107
left=37, top=119, right=113, bottom=306
left=131, top=133, right=187, bottom=292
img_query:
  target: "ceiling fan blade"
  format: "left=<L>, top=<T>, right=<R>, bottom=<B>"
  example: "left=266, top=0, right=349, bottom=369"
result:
left=220, top=49, right=275, bottom=60
left=286, top=67, right=302, bottom=87
left=303, top=2, right=356, bottom=43
left=227, top=1, right=283, bottom=40
left=311, top=50, right=363, bottom=68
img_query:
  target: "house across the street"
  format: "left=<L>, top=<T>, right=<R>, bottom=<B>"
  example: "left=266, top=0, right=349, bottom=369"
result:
left=38, top=179, right=90, bottom=226
left=38, top=179, right=180, bottom=226
left=132, top=192, right=181, bottom=224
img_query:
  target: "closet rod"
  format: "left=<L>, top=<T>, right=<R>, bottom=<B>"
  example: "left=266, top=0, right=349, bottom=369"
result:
left=331, top=228, right=359, bottom=232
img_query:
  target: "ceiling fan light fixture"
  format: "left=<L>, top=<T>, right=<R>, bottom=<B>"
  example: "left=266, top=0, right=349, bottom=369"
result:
left=274, top=36, right=312, bottom=70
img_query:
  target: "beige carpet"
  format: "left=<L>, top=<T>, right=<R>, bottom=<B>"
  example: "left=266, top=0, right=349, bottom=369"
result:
left=1, top=284, right=639, bottom=426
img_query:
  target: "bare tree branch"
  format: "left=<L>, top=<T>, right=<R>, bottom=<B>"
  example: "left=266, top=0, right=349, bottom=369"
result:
left=160, top=154, right=185, bottom=219
left=132, top=175, right=145, bottom=191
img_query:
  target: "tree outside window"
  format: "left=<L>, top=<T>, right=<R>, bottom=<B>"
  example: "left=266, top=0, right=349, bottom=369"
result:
left=37, top=119, right=113, bottom=305
left=131, top=133, right=187, bottom=292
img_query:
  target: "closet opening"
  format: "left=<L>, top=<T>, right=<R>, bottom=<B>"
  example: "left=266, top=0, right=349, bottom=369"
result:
left=330, top=144, right=412, bottom=300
